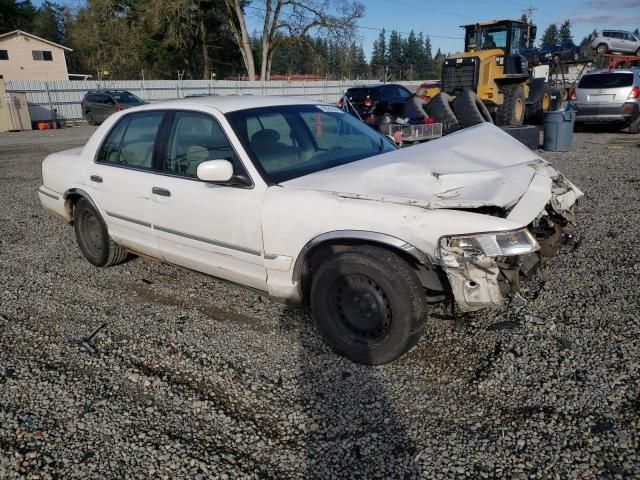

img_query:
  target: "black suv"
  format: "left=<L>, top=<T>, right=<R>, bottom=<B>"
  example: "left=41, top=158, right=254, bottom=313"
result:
left=81, top=90, right=145, bottom=125
left=339, top=84, right=414, bottom=127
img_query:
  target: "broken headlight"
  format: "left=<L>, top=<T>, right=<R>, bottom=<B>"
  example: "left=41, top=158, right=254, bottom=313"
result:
left=443, top=229, right=540, bottom=257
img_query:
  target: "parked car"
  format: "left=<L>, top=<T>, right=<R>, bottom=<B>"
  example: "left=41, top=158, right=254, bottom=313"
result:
left=590, top=30, right=640, bottom=55
left=572, top=67, right=640, bottom=133
left=539, top=42, right=581, bottom=63
left=81, top=90, right=145, bottom=125
left=38, top=96, right=583, bottom=364
left=339, top=83, right=414, bottom=127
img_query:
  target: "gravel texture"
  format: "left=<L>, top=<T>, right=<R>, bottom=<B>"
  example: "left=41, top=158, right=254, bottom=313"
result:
left=0, top=125, right=639, bottom=479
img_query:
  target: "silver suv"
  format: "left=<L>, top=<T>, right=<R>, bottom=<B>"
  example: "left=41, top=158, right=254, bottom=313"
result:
left=573, top=67, right=640, bottom=133
left=590, top=30, right=640, bottom=55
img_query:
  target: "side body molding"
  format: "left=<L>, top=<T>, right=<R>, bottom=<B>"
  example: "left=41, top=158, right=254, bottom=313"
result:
left=292, top=230, right=430, bottom=283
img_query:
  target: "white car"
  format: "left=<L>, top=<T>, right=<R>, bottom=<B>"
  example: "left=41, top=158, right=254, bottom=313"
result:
left=38, top=96, right=583, bottom=364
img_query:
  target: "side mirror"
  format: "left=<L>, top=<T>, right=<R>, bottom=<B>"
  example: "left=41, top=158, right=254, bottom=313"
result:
left=196, top=159, right=234, bottom=183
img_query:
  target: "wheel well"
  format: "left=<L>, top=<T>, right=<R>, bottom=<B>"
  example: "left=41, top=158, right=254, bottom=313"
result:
left=64, top=193, right=81, bottom=224
left=297, top=240, right=447, bottom=305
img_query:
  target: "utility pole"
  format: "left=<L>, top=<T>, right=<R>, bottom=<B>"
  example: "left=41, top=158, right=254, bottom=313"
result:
left=522, top=5, right=537, bottom=22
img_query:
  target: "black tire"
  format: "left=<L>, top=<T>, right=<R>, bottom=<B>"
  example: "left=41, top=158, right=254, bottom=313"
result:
left=525, top=83, right=552, bottom=126
left=496, top=84, right=526, bottom=126
left=596, top=43, right=608, bottom=54
left=424, top=92, right=461, bottom=135
left=85, top=111, right=97, bottom=126
left=500, top=125, right=540, bottom=150
left=452, top=89, right=494, bottom=128
left=310, top=245, right=427, bottom=365
left=74, top=198, right=129, bottom=267
left=629, top=117, right=640, bottom=134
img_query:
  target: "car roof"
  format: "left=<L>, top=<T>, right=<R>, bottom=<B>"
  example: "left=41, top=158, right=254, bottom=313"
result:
left=583, top=67, right=638, bottom=75
left=130, top=95, right=321, bottom=114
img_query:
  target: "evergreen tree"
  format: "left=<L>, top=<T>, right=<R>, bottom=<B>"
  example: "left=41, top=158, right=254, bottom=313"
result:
left=540, top=24, right=559, bottom=46
left=559, top=20, right=573, bottom=43
left=370, top=28, right=386, bottom=79
left=386, top=30, right=403, bottom=80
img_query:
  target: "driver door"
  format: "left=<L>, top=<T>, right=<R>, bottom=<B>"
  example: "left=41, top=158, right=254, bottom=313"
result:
left=151, top=110, right=267, bottom=291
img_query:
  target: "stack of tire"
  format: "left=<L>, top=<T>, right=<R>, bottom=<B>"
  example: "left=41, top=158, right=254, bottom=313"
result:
left=424, top=89, right=540, bottom=150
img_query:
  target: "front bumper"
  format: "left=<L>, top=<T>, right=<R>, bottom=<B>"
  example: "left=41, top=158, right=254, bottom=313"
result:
left=575, top=102, right=640, bottom=123
left=438, top=174, right=582, bottom=312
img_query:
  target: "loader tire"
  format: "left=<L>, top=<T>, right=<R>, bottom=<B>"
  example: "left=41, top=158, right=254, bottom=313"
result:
left=425, top=92, right=461, bottom=135
left=496, top=84, right=526, bottom=126
left=500, top=125, right=540, bottom=150
left=525, top=83, right=552, bottom=126
left=452, top=89, right=493, bottom=128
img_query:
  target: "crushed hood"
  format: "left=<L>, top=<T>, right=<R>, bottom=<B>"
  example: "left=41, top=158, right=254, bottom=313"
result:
left=282, top=123, right=547, bottom=210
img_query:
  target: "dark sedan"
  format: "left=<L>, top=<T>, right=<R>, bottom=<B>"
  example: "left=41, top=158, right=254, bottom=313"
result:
left=339, top=84, right=414, bottom=128
left=539, top=42, right=581, bottom=63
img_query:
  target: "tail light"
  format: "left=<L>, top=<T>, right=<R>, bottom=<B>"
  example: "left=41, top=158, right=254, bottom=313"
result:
left=568, top=89, right=576, bottom=100
left=115, top=103, right=124, bottom=111
left=628, top=86, right=640, bottom=99
left=363, top=97, right=373, bottom=107
left=338, top=97, right=344, bottom=108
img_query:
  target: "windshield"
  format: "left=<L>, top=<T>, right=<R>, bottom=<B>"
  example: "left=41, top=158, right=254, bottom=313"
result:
left=226, top=105, right=396, bottom=183
left=110, top=92, right=144, bottom=105
left=467, top=25, right=508, bottom=50
left=578, top=73, right=633, bottom=89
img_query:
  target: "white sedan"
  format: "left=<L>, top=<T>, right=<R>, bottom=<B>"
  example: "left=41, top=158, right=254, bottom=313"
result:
left=38, top=96, right=582, bottom=364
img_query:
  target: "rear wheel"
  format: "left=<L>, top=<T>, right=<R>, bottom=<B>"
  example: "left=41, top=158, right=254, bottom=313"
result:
left=525, top=83, right=552, bottom=125
left=596, top=43, right=608, bottom=54
left=425, top=92, right=461, bottom=135
left=310, top=246, right=427, bottom=365
left=85, top=111, right=97, bottom=126
left=74, top=198, right=129, bottom=267
left=496, top=84, right=526, bottom=126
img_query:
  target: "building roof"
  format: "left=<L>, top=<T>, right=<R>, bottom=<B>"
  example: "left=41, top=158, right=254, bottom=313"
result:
left=0, top=30, right=72, bottom=52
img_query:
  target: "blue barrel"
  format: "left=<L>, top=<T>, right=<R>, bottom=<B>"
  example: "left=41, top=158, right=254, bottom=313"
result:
left=543, top=109, right=576, bottom=152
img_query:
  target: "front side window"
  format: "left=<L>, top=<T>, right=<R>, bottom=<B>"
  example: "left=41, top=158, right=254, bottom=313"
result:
left=96, top=112, right=164, bottom=169
left=0, top=50, right=8, bottom=61
left=227, top=105, right=396, bottom=183
left=163, top=112, right=236, bottom=177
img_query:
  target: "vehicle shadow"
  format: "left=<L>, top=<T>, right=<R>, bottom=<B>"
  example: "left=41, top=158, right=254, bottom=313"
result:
left=279, top=306, right=419, bottom=478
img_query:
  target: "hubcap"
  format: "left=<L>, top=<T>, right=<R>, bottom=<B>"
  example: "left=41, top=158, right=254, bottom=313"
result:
left=81, top=210, right=103, bottom=256
left=331, top=275, right=391, bottom=341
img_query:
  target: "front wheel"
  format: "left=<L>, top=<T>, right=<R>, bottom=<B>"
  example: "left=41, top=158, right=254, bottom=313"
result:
left=496, top=84, right=526, bottom=126
left=310, top=246, right=427, bottom=365
left=74, top=198, right=129, bottom=267
left=597, top=43, right=608, bottom=54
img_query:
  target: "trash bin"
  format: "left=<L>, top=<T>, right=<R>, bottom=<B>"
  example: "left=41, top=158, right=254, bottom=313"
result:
left=543, top=107, right=576, bottom=152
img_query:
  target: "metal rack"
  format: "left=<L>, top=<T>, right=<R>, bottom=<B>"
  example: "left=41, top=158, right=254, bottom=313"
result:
left=380, top=122, right=443, bottom=143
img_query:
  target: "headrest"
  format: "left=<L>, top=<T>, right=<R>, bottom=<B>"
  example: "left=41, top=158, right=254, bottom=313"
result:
left=251, top=129, right=280, bottom=145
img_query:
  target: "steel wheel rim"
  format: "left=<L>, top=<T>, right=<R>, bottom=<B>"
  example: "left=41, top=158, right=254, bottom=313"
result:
left=80, top=209, right=103, bottom=257
left=330, top=274, right=392, bottom=342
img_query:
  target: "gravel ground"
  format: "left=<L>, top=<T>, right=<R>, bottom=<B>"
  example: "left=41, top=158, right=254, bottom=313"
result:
left=0, top=125, right=639, bottom=479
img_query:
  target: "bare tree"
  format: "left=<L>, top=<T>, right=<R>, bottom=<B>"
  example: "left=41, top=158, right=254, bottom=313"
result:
left=226, top=0, right=364, bottom=80
left=224, top=0, right=256, bottom=80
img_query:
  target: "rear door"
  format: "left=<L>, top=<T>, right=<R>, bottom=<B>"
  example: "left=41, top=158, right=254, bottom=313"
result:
left=85, top=111, right=167, bottom=257
left=577, top=72, right=634, bottom=105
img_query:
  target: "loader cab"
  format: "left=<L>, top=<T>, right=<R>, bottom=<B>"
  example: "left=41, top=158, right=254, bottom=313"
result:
left=464, top=20, right=534, bottom=57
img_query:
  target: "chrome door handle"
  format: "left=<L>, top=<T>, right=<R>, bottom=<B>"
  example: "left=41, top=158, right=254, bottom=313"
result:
left=90, top=175, right=103, bottom=183
left=152, top=187, right=171, bottom=197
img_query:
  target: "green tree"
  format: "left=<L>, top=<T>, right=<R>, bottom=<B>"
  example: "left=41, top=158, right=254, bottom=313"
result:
left=31, top=1, right=66, bottom=44
left=370, top=28, right=386, bottom=79
left=540, top=24, right=559, bottom=46
left=0, top=0, right=36, bottom=33
left=386, top=29, right=403, bottom=80
left=559, top=20, right=572, bottom=43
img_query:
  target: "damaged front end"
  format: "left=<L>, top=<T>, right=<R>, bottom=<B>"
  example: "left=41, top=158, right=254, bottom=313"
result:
left=437, top=175, right=582, bottom=312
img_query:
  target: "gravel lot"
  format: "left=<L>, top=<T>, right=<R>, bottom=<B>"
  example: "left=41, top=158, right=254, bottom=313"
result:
left=0, top=125, right=639, bottom=479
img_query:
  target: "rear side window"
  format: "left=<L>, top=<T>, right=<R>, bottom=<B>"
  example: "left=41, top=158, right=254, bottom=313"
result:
left=97, top=112, right=165, bottom=168
left=578, top=73, right=633, bottom=89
